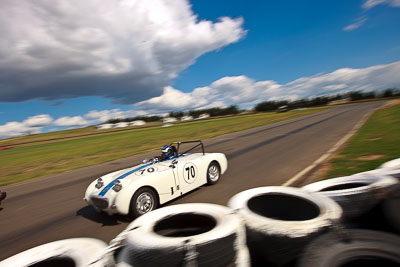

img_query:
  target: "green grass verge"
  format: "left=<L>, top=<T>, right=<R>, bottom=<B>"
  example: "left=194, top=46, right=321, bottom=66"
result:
left=0, top=107, right=331, bottom=186
left=325, top=102, right=400, bottom=178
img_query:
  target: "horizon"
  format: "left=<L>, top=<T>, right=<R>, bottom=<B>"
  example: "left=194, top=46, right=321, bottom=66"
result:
left=0, top=0, right=399, bottom=138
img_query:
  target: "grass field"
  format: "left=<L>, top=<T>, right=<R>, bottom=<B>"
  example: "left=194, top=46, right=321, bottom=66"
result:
left=0, top=107, right=332, bottom=186
left=0, top=121, right=161, bottom=147
left=325, top=101, right=400, bottom=178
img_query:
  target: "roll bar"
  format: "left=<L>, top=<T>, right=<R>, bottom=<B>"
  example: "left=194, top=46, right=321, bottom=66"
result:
left=170, top=140, right=205, bottom=155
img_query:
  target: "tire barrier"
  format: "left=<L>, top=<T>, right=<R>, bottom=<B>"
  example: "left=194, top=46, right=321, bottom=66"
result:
left=382, top=186, right=400, bottom=233
left=227, top=186, right=342, bottom=266
left=379, top=158, right=400, bottom=170
left=0, top=238, right=110, bottom=267
left=297, top=229, right=400, bottom=267
left=302, top=172, right=398, bottom=221
left=370, top=157, right=400, bottom=180
left=112, top=203, right=249, bottom=267
left=369, top=168, right=400, bottom=180
left=3, top=158, right=400, bottom=266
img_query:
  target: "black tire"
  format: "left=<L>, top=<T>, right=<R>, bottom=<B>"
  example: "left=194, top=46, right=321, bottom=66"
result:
left=382, top=186, right=400, bottom=233
left=116, top=203, right=246, bottom=267
left=130, top=187, right=159, bottom=218
left=227, top=186, right=342, bottom=266
left=206, top=161, right=220, bottom=185
left=297, top=229, right=400, bottom=267
left=302, top=172, right=398, bottom=221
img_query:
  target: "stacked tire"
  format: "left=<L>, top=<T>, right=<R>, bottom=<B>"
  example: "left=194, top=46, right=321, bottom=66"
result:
left=109, top=203, right=250, bottom=267
left=0, top=238, right=110, bottom=267
left=297, top=229, right=400, bottom=267
left=302, top=172, right=398, bottom=221
left=227, top=186, right=342, bottom=266
left=295, top=158, right=400, bottom=267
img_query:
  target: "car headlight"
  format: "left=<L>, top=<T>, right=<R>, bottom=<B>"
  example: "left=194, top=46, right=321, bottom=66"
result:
left=113, top=180, right=122, bottom=192
left=95, top=178, right=104, bottom=189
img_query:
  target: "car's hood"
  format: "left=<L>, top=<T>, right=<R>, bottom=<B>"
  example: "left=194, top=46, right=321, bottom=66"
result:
left=100, top=161, right=168, bottom=183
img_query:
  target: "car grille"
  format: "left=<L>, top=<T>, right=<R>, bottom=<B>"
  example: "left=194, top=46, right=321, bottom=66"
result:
left=90, top=195, right=109, bottom=210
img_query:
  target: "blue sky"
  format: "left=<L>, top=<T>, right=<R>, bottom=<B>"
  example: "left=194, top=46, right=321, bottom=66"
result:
left=181, top=0, right=400, bottom=86
left=0, top=0, right=399, bottom=138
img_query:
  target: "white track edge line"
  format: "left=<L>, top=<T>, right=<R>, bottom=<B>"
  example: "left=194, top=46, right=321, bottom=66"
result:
left=281, top=107, right=376, bottom=187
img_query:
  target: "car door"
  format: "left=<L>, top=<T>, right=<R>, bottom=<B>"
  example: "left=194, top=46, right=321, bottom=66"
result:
left=176, top=154, right=204, bottom=194
left=134, top=162, right=176, bottom=196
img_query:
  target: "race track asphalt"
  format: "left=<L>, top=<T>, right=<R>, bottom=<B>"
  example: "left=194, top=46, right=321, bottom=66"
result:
left=0, top=102, right=383, bottom=260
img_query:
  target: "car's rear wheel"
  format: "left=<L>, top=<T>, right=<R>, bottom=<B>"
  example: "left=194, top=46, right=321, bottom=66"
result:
left=207, top=161, right=220, bottom=185
left=130, top=187, right=159, bottom=218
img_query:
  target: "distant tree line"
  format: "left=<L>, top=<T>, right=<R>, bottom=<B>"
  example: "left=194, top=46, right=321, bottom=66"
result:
left=255, top=88, right=400, bottom=112
left=168, top=105, right=240, bottom=119
left=188, top=105, right=239, bottom=118
left=255, top=96, right=340, bottom=112
left=107, top=115, right=162, bottom=124
left=105, top=106, right=240, bottom=124
left=105, top=88, right=399, bottom=123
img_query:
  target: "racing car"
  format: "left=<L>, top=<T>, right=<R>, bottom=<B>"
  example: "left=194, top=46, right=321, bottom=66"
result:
left=84, top=141, right=227, bottom=217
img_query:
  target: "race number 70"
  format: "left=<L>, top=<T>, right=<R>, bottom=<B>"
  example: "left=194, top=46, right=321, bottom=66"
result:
left=185, top=166, right=195, bottom=180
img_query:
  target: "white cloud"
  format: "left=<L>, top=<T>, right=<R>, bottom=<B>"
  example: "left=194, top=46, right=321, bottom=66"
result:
left=23, top=114, right=53, bottom=127
left=84, top=108, right=147, bottom=123
left=0, top=114, right=53, bottom=138
left=53, top=116, right=89, bottom=127
left=0, top=120, right=45, bottom=139
left=136, top=61, right=400, bottom=112
left=84, top=109, right=126, bottom=123
left=348, top=1, right=400, bottom=32
left=0, top=108, right=150, bottom=139
left=0, top=0, right=246, bottom=104
left=284, top=61, right=400, bottom=97
left=363, top=0, right=400, bottom=9
left=343, top=16, right=367, bottom=31
left=135, top=86, right=200, bottom=112
left=135, top=76, right=282, bottom=112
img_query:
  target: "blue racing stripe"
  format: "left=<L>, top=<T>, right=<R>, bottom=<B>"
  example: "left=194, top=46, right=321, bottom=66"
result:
left=99, top=162, right=153, bottom=196
left=98, top=155, right=185, bottom=197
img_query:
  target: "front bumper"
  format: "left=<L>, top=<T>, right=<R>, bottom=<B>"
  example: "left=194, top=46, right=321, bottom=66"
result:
left=85, top=195, right=119, bottom=215
left=90, top=195, right=109, bottom=210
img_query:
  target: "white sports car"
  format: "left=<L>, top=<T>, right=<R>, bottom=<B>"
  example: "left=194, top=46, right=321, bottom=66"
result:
left=84, top=141, right=228, bottom=217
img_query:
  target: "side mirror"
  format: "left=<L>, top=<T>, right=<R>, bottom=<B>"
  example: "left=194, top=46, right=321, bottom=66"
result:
left=142, top=159, right=149, bottom=164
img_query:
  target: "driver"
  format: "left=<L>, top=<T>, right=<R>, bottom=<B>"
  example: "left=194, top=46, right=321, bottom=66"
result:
left=158, top=145, right=177, bottom=161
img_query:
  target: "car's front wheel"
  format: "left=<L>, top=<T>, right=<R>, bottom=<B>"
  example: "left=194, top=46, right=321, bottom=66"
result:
left=130, top=187, right=159, bottom=218
left=207, top=161, right=220, bottom=185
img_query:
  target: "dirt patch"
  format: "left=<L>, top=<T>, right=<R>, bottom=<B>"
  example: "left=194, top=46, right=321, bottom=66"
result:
left=378, top=99, right=400, bottom=110
left=357, top=154, right=385, bottom=161
left=311, top=154, right=343, bottom=181
left=367, top=137, right=382, bottom=141
left=293, top=159, right=335, bottom=187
